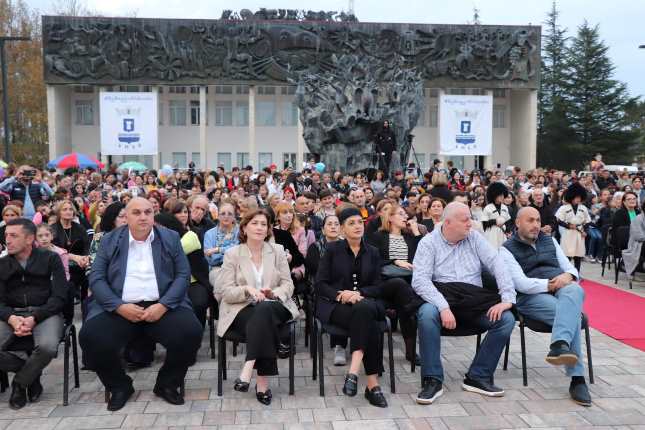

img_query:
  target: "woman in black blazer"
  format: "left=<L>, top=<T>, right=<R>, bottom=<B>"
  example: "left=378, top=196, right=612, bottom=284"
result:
left=315, top=207, right=419, bottom=408
left=367, top=203, right=421, bottom=364
left=612, top=191, right=640, bottom=249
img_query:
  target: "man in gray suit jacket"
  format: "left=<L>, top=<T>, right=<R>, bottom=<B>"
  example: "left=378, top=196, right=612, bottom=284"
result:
left=80, top=198, right=202, bottom=411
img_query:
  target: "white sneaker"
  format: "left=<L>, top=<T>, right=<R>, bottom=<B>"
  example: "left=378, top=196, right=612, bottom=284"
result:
left=333, top=346, right=346, bottom=366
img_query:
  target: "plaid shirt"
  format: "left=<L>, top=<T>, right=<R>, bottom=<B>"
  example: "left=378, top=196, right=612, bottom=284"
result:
left=411, top=227, right=516, bottom=311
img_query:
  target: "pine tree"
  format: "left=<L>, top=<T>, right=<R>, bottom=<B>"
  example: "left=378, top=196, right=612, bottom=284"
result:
left=564, top=21, right=638, bottom=162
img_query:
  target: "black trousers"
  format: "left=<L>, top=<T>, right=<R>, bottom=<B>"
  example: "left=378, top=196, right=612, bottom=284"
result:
left=330, top=298, right=384, bottom=375
left=79, top=307, right=202, bottom=392
left=227, top=301, right=291, bottom=376
left=188, top=282, right=211, bottom=328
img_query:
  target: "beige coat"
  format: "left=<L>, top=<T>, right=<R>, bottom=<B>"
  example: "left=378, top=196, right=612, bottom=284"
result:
left=215, top=242, right=300, bottom=336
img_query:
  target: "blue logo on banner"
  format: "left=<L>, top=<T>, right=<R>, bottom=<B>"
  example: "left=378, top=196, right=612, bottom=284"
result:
left=118, top=117, right=140, bottom=145
left=460, top=121, right=471, bottom=134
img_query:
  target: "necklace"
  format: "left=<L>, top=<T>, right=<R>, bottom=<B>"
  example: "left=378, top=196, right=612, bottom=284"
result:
left=61, top=225, right=73, bottom=248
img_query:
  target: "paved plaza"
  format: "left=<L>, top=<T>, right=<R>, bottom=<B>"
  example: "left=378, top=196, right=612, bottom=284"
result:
left=1, top=262, right=644, bottom=429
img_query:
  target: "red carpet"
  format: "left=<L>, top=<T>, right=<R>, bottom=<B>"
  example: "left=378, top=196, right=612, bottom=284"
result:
left=581, top=279, right=645, bottom=351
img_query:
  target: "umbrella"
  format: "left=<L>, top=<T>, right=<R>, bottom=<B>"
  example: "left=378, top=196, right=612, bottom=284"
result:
left=0, top=160, right=7, bottom=168
left=47, top=152, right=104, bottom=170
left=118, top=161, right=148, bottom=172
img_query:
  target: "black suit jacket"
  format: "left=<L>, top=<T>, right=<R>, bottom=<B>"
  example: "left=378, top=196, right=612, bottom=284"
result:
left=367, top=230, right=422, bottom=265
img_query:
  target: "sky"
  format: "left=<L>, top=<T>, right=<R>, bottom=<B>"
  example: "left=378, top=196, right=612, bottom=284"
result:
left=27, top=0, right=645, bottom=98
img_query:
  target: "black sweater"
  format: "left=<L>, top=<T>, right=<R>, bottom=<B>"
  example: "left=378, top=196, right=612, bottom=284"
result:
left=0, top=248, right=68, bottom=323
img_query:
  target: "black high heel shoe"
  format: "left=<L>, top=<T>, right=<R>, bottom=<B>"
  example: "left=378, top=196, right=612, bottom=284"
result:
left=255, top=386, right=272, bottom=405
left=233, top=378, right=250, bottom=392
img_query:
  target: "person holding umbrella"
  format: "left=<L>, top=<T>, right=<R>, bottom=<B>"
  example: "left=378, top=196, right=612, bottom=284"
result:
left=0, top=165, right=53, bottom=219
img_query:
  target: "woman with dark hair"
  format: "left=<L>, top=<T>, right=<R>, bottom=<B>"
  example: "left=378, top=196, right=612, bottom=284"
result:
left=416, top=195, right=445, bottom=233
left=481, top=182, right=511, bottom=248
left=87, top=202, right=127, bottom=272
left=612, top=191, right=640, bottom=232
left=217, top=209, right=300, bottom=405
left=556, top=183, right=592, bottom=272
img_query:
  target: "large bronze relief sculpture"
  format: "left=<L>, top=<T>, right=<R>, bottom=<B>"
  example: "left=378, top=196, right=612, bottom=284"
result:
left=42, top=13, right=539, bottom=172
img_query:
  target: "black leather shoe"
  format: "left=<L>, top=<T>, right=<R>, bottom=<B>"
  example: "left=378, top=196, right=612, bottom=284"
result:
left=28, top=377, right=43, bottom=403
left=569, top=377, right=592, bottom=406
left=415, top=376, right=443, bottom=405
left=9, top=382, right=27, bottom=410
left=462, top=376, right=505, bottom=397
left=364, top=386, right=388, bottom=408
left=107, top=385, right=135, bottom=411
left=546, top=340, right=578, bottom=366
left=255, top=387, right=272, bottom=405
left=342, top=373, right=358, bottom=397
left=233, top=378, right=250, bottom=392
left=153, top=385, right=184, bottom=405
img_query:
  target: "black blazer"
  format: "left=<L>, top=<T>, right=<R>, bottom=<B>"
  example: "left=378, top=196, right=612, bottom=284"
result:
left=367, top=230, right=422, bottom=265
left=612, top=207, right=639, bottom=232
left=314, top=239, right=383, bottom=324
left=272, top=228, right=305, bottom=269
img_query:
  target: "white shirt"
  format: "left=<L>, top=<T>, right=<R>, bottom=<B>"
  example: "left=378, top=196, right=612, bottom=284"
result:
left=122, top=229, right=160, bottom=302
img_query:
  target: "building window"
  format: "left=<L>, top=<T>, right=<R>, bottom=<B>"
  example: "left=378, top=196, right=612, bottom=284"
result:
left=281, top=86, right=296, bottom=96
left=237, top=152, right=250, bottom=168
left=429, top=89, right=439, bottom=98
left=190, top=86, right=203, bottom=94
left=191, top=152, right=201, bottom=170
left=493, top=89, right=506, bottom=98
left=215, top=85, right=233, bottom=94
left=190, top=100, right=200, bottom=125
left=259, top=152, right=273, bottom=168
left=417, top=105, right=427, bottom=127
left=217, top=152, right=232, bottom=171
left=447, top=156, right=465, bottom=170
left=471, top=89, right=487, bottom=95
left=157, top=87, right=164, bottom=94
left=493, top=105, right=506, bottom=128
left=235, top=101, right=249, bottom=126
left=281, top=101, right=298, bottom=127
left=74, top=85, right=94, bottom=93
left=257, top=86, right=276, bottom=95
left=215, top=101, right=233, bottom=126
left=158, top=102, right=164, bottom=125
left=75, top=100, right=94, bottom=126
left=256, top=101, right=276, bottom=126
left=142, top=86, right=152, bottom=92
left=169, top=86, right=186, bottom=94
left=429, top=105, right=438, bottom=128
left=172, top=152, right=187, bottom=168
left=236, top=85, right=249, bottom=94
left=283, top=152, right=296, bottom=169
left=169, top=100, right=187, bottom=126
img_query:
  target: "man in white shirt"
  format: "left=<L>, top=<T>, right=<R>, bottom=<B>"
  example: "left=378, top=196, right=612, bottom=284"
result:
left=80, top=198, right=202, bottom=411
left=501, top=207, right=591, bottom=407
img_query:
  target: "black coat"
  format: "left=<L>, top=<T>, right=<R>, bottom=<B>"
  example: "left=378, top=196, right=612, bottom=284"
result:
left=272, top=228, right=305, bottom=269
left=612, top=207, right=639, bottom=232
left=314, top=239, right=383, bottom=324
left=367, top=230, right=422, bottom=265
left=430, top=185, right=453, bottom=203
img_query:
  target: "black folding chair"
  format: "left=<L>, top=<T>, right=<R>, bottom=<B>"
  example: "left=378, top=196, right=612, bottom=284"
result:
left=612, top=226, right=630, bottom=284
left=216, top=320, right=296, bottom=396
left=502, top=312, right=594, bottom=387
left=600, top=225, right=613, bottom=276
left=0, top=322, right=80, bottom=406
left=208, top=301, right=218, bottom=359
left=311, top=315, right=396, bottom=396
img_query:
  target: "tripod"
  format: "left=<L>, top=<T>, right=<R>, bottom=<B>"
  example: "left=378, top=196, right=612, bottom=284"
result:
left=407, top=134, right=423, bottom=178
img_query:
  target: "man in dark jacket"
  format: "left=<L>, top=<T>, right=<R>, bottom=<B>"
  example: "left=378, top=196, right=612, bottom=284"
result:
left=529, top=188, right=556, bottom=235
left=0, top=218, right=68, bottom=409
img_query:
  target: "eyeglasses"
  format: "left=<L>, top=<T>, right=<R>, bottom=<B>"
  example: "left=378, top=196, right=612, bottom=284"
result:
left=220, top=212, right=235, bottom=217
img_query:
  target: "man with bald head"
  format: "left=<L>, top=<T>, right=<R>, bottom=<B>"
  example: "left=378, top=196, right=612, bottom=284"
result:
left=501, top=207, right=590, bottom=406
left=412, top=202, right=516, bottom=404
left=80, top=198, right=202, bottom=411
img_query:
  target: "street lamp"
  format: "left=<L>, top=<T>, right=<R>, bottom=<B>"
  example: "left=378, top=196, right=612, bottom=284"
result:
left=0, top=35, right=31, bottom=163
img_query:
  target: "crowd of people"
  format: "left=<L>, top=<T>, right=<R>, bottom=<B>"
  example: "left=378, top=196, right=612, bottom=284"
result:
left=3, top=155, right=642, bottom=411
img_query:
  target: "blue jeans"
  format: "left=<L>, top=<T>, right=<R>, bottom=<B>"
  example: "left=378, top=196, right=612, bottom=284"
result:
left=515, top=283, right=585, bottom=377
left=417, top=303, right=515, bottom=382
left=586, top=227, right=603, bottom=259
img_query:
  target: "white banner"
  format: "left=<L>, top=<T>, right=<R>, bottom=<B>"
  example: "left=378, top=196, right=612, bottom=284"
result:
left=100, top=92, right=158, bottom=155
left=439, top=94, right=493, bottom=156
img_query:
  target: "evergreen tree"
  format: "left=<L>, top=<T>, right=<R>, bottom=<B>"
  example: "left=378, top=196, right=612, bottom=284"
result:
left=564, top=21, right=638, bottom=162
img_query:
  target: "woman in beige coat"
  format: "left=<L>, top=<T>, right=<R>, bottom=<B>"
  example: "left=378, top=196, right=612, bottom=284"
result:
left=216, top=208, right=299, bottom=405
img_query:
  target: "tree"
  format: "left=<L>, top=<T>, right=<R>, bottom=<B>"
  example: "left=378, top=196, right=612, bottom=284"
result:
left=564, top=21, right=638, bottom=163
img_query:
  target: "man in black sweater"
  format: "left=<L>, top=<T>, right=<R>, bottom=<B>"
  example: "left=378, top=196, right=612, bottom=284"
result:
left=0, top=218, right=68, bottom=409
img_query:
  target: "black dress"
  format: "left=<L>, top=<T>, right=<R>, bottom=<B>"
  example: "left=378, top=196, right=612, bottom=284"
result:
left=52, top=221, right=90, bottom=299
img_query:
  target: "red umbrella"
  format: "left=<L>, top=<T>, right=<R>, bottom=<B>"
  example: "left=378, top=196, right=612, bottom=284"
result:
left=47, top=152, right=104, bottom=170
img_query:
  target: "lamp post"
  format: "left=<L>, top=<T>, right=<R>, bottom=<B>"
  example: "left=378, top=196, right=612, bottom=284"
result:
left=0, top=36, right=31, bottom=163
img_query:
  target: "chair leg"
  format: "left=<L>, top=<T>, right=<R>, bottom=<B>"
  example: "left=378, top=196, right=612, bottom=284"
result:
left=387, top=324, right=395, bottom=394
left=71, top=325, right=80, bottom=388
left=222, top=341, right=227, bottom=381
left=303, top=299, right=310, bottom=349
left=312, top=321, right=318, bottom=381
left=410, top=327, right=416, bottom=374
left=318, top=325, right=325, bottom=397
left=615, top=257, right=620, bottom=284
left=217, top=337, right=224, bottom=397
left=520, top=323, right=528, bottom=387
left=585, top=326, right=594, bottom=384
left=289, top=323, right=295, bottom=395
left=104, top=389, right=109, bottom=403
left=232, top=341, right=238, bottom=357
left=209, top=317, right=216, bottom=360
left=63, top=334, right=70, bottom=406
left=503, top=338, right=510, bottom=371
